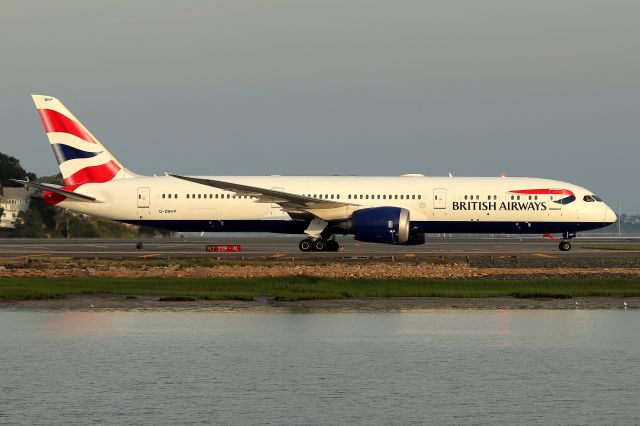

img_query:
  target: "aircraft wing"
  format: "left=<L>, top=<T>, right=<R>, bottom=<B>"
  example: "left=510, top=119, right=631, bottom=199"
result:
left=167, top=174, right=356, bottom=220
left=11, top=180, right=98, bottom=202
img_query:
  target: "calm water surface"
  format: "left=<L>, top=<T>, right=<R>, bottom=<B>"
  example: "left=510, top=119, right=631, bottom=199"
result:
left=0, top=310, right=639, bottom=425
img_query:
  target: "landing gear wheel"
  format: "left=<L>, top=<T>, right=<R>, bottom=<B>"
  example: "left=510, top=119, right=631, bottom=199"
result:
left=559, top=241, right=572, bottom=252
left=313, top=239, right=327, bottom=252
left=136, top=242, right=144, bottom=250
left=299, top=239, right=313, bottom=252
left=326, top=240, right=340, bottom=252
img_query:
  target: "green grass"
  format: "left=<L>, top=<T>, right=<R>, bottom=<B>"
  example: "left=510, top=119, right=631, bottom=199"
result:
left=583, top=246, right=640, bottom=251
left=1, top=276, right=640, bottom=301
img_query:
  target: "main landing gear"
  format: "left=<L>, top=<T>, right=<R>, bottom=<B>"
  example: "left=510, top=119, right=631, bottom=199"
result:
left=298, top=238, right=340, bottom=252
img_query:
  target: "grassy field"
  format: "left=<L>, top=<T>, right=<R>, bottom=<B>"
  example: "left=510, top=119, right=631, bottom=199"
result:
left=583, top=246, right=640, bottom=251
left=1, top=276, right=640, bottom=301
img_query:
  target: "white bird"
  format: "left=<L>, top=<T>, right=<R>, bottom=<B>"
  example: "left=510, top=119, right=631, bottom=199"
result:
left=624, top=302, right=628, bottom=308
left=90, top=304, right=95, bottom=308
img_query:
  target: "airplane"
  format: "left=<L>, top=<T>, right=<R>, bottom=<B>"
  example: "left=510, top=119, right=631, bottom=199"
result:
left=15, top=95, right=617, bottom=252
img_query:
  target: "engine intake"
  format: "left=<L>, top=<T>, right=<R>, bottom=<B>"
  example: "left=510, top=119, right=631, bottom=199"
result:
left=351, top=207, right=410, bottom=244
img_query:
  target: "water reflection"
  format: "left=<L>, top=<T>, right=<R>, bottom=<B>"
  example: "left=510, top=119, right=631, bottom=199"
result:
left=1, top=311, right=638, bottom=425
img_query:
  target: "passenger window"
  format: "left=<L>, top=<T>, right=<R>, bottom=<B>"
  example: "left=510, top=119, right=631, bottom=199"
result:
left=175, top=194, right=178, bottom=199
left=348, top=195, right=351, bottom=200
left=336, top=195, right=340, bottom=200
left=186, top=194, right=190, bottom=199
left=383, top=195, right=386, bottom=200
left=366, top=195, right=369, bottom=199
left=377, top=195, right=381, bottom=199
left=412, top=195, right=415, bottom=200
left=464, top=195, right=468, bottom=200
left=162, top=194, right=166, bottom=199
left=418, top=195, right=421, bottom=200
left=400, top=195, right=404, bottom=200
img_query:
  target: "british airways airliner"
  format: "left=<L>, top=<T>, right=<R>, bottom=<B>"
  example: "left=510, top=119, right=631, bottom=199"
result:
left=17, top=95, right=617, bottom=252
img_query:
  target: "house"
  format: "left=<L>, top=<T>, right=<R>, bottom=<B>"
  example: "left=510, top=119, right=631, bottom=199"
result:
left=0, top=187, right=31, bottom=228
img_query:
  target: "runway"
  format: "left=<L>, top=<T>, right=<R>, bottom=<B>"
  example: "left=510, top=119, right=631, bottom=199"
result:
left=1, top=236, right=639, bottom=261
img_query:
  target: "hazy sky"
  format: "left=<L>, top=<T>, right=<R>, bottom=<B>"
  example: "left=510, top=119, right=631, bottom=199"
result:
left=1, top=1, right=638, bottom=211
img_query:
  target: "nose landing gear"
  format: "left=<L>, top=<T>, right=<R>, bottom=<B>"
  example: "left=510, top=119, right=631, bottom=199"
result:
left=559, top=241, right=571, bottom=251
left=558, top=231, right=576, bottom=252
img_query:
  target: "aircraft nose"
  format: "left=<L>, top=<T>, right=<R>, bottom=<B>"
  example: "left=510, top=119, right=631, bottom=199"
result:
left=605, top=204, right=617, bottom=224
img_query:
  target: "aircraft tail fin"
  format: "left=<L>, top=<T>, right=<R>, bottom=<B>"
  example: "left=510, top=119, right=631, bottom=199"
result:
left=31, top=95, right=138, bottom=187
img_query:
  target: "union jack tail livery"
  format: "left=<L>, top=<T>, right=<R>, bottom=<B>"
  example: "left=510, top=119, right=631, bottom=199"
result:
left=31, top=95, right=137, bottom=186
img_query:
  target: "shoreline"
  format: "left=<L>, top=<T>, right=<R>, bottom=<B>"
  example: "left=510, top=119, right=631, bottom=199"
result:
left=1, top=294, right=637, bottom=311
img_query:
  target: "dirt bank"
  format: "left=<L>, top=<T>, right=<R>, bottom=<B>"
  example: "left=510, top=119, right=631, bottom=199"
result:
left=1, top=294, right=637, bottom=311
left=0, top=262, right=639, bottom=279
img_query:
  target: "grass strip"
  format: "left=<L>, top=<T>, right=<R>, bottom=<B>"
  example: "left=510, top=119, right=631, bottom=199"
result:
left=583, top=246, right=640, bottom=251
left=1, top=276, right=640, bottom=301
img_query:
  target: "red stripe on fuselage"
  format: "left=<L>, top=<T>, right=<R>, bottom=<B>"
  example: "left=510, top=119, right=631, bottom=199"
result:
left=37, top=109, right=97, bottom=144
left=510, top=189, right=574, bottom=196
left=63, top=160, right=120, bottom=186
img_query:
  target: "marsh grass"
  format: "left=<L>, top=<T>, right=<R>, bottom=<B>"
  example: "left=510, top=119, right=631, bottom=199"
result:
left=583, top=246, right=640, bottom=251
left=1, top=276, right=640, bottom=302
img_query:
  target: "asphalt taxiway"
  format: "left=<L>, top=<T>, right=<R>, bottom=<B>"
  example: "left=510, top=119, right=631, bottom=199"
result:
left=0, top=236, right=639, bottom=261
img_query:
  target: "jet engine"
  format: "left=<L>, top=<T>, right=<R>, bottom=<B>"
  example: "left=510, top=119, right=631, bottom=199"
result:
left=350, top=207, right=411, bottom=244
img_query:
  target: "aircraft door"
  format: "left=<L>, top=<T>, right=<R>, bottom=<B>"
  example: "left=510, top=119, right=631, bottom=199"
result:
left=137, top=187, right=150, bottom=208
left=433, top=188, right=447, bottom=209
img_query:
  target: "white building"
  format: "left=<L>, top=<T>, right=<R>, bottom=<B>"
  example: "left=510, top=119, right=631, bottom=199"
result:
left=0, top=187, right=31, bottom=228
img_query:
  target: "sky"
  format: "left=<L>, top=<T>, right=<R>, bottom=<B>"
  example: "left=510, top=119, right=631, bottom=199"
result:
left=1, top=1, right=638, bottom=211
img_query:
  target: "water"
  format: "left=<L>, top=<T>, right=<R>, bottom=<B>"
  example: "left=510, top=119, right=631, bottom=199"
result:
left=1, top=310, right=639, bottom=425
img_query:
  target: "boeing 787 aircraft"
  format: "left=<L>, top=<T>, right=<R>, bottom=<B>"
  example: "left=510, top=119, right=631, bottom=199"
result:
left=16, top=95, right=617, bottom=252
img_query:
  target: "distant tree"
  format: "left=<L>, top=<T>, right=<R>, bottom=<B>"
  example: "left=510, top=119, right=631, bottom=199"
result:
left=28, top=198, right=58, bottom=232
left=62, top=215, right=99, bottom=238
left=37, top=173, right=64, bottom=186
left=13, top=208, right=45, bottom=238
left=0, top=152, right=28, bottom=187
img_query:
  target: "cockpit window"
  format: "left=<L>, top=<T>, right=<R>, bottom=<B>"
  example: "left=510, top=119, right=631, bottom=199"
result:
left=584, top=195, right=603, bottom=202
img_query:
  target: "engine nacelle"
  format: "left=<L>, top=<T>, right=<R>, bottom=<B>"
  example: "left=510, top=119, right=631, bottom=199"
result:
left=351, top=207, right=410, bottom=244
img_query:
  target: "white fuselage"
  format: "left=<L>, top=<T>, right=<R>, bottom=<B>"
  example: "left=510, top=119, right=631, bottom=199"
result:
left=55, top=175, right=616, bottom=235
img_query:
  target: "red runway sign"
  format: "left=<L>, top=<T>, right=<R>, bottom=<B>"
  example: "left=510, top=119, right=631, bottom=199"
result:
left=206, top=245, right=242, bottom=252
